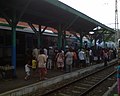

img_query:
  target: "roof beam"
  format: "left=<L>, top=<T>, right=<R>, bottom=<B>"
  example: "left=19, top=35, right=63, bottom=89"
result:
left=45, top=0, right=115, bottom=33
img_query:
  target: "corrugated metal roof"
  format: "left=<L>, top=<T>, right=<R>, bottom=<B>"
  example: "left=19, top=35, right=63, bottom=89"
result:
left=0, top=0, right=115, bottom=34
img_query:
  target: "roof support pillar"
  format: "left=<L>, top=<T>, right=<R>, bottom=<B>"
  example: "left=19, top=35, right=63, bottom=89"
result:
left=79, top=32, right=84, bottom=49
left=11, top=12, right=18, bottom=77
left=57, top=24, right=62, bottom=49
left=10, top=0, right=32, bottom=76
left=38, top=25, right=41, bottom=48
left=28, top=23, right=48, bottom=48
left=93, top=32, right=97, bottom=55
left=38, top=26, right=47, bottom=48
left=0, top=6, right=18, bottom=77
left=103, top=34, right=106, bottom=48
left=28, top=23, right=38, bottom=35
left=8, top=0, right=32, bottom=77
left=94, top=31, right=97, bottom=49
left=63, top=31, right=66, bottom=51
left=28, top=23, right=40, bottom=48
left=11, top=23, right=17, bottom=77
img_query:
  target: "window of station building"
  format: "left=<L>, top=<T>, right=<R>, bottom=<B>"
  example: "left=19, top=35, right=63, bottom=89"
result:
left=16, top=33, right=26, bottom=56
left=51, top=36, right=57, bottom=46
left=33, top=38, right=37, bottom=47
left=26, top=35, right=33, bottom=49
left=4, top=47, right=11, bottom=57
left=0, top=35, right=4, bottom=46
left=42, top=35, right=48, bottom=46
left=5, top=32, right=12, bottom=46
left=16, top=39, right=25, bottom=54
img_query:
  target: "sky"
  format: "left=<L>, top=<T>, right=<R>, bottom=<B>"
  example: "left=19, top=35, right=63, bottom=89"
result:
left=59, top=0, right=120, bottom=29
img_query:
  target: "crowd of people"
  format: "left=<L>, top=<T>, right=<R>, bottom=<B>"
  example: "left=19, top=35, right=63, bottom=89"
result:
left=24, top=46, right=117, bottom=80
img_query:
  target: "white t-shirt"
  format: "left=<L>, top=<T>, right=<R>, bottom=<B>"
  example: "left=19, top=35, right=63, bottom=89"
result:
left=65, top=51, right=73, bottom=65
left=25, top=64, right=30, bottom=72
left=78, top=51, right=85, bottom=60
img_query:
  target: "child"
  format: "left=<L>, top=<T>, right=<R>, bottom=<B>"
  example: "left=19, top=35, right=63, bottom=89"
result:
left=24, top=61, right=31, bottom=80
left=32, top=57, right=37, bottom=77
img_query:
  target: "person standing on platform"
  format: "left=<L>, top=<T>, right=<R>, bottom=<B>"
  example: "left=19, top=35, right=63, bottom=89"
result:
left=56, top=49, right=64, bottom=71
left=65, top=48, right=73, bottom=72
left=73, top=49, right=78, bottom=68
left=103, top=49, right=108, bottom=66
left=24, top=61, right=31, bottom=80
left=85, top=49, right=90, bottom=66
left=47, top=47, right=54, bottom=69
left=53, top=48, right=58, bottom=70
left=37, top=49, right=47, bottom=80
left=78, top=48, right=86, bottom=68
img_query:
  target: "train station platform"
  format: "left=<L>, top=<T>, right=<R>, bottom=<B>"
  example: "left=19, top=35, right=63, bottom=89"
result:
left=0, top=59, right=117, bottom=96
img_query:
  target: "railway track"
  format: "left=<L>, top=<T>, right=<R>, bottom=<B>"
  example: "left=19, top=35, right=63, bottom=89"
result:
left=31, top=62, right=117, bottom=96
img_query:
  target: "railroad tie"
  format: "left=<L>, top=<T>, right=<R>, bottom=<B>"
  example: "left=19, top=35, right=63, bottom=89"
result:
left=85, top=81, right=96, bottom=84
left=79, top=83, right=92, bottom=87
left=91, top=77, right=101, bottom=80
left=74, top=86, right=87, bottom=90
left=90, top=79, right=100, bottom=82
left=72, top=90, right=81, bottom=94
left=58, top=93, right=71, bottom=96
left=94, top=75, right=105, bottom=78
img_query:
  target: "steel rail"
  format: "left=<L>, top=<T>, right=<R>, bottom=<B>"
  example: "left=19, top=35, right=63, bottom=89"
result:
left=39, top=62, right=116, bottom=96
left=79, top=70, right=116, bottom=96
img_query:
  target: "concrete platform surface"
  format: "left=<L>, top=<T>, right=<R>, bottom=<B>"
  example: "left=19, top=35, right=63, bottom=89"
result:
left=0, top=59, right=117, bottom=96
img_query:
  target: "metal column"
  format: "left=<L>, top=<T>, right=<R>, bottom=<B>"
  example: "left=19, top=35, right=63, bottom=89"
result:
left=63, top=30, right=66, bottom=51
left=80, top=33, right=83, bottom=49
left=58, top=25, right=62, bottom=49
left=38, top=25, right=41, bottom=48
left=11, top=24, right=17, bottom=76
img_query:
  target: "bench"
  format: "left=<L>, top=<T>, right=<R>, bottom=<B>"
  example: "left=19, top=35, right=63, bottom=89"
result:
left=0, top=65, right=14, bottom=79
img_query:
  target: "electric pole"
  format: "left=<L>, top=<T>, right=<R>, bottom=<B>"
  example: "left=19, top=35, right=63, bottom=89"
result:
left=115, top=0, right=119, bottom=45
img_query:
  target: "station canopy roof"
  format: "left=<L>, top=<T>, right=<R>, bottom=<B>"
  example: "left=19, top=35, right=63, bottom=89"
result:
left=0, top=0, right=115, bottom=34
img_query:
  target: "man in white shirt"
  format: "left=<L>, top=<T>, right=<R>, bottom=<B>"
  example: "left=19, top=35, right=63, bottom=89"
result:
left=78, top=49, right=86, bottom=68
